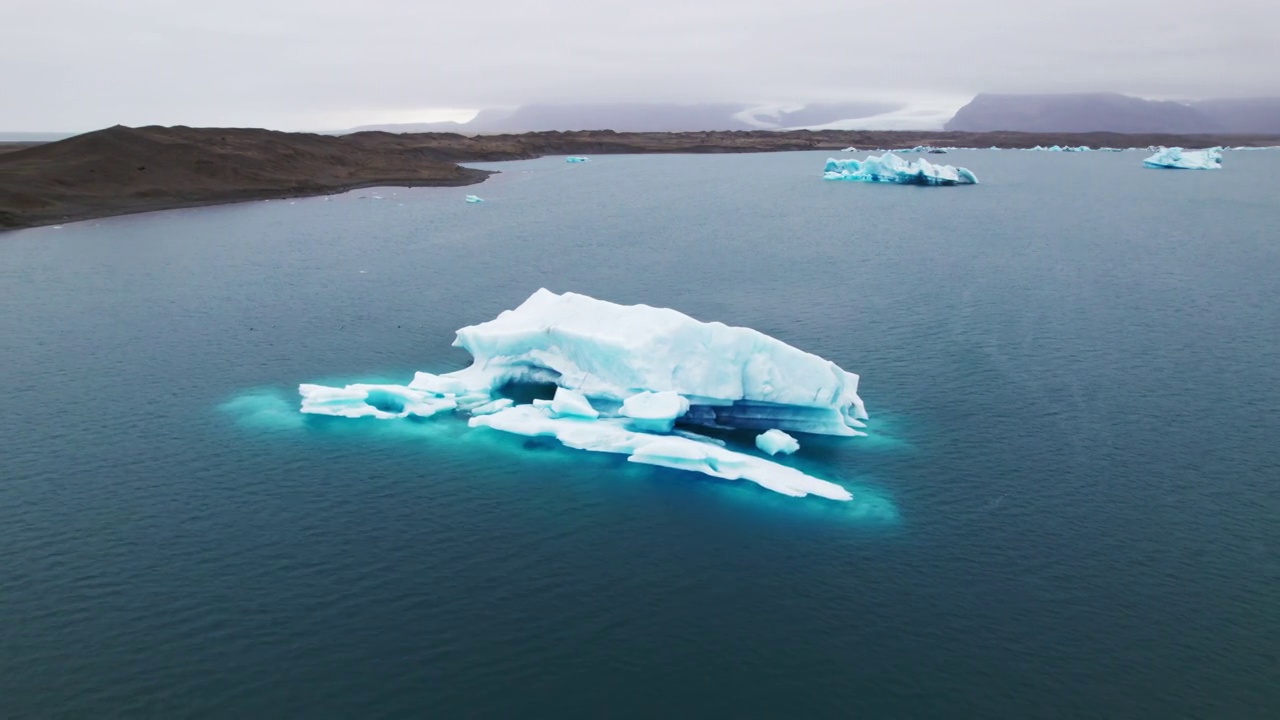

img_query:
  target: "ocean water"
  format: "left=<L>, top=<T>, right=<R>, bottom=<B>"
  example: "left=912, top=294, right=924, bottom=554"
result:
left=1, top=150, right=1278, bottom=718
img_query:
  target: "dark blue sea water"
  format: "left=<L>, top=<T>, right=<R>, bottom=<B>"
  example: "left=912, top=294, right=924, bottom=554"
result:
left=2, top=150, right=1278, bottom=718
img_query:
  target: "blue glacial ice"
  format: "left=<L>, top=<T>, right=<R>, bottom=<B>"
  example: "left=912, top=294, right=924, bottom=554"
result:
left=298, top=289, right=872, bottom=501
left=465, top=195, right=484, bottom=203
left=756, top=429, right=799, bottom=456
left=566, top=156, right=590, bottom=163
left=1143, top=147, right=1223, bottom=170
left=824, top=152, right=978, bottom=186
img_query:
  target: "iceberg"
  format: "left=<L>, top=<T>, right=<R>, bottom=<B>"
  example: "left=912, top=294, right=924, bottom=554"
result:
left=840, top=146, right=858, bottom=152
left=298, top=289, right=873, bottom=501
left=566, top=156, right=590, bottom=163
left=824, top=152, right=978, bottom=186
left=465, top=195, right=484, bottom=203
left=756, top=429, right=800, bottom=456
left=1143, top=147, right=1223, bottom=170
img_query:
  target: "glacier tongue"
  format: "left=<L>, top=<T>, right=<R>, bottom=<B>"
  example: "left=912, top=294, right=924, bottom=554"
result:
left=298, top=289, right=872, bottom=501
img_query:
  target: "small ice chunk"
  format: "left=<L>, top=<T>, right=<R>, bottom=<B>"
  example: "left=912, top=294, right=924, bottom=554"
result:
left=549, top=387, right=599, bottom=419
left=465, top=195, right=484, bottom=203
left=620, top=391, right=690, bottom=432
left=566, top=156, right=590, bottom=163
left=756, top=429, right=800, bottom=456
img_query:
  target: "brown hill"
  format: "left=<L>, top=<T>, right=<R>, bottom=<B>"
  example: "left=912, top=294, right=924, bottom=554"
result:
left=4, top=125, right=1279, bottom=230
left=0, top=125, right=490, bottom=229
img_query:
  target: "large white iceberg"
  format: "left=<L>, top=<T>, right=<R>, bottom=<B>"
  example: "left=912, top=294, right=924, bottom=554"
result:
left=298, top=289, right=872, bottom=501
left=1143, top=147, right=1223, bottom=170
left=824, top=152, right=978, bottom=186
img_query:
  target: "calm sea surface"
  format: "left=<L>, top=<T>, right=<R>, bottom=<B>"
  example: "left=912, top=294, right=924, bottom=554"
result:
left=1, top=150, right=1277, bottom=718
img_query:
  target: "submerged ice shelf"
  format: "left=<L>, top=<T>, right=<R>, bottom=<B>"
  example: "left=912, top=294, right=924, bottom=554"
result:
left=298, top=289, right=874, bottom=502
left=824, top=152, right=977, bottom=186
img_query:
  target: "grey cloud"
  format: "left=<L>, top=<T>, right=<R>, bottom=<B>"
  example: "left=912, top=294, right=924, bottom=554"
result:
left=3, top=0, right=1278, bottom=130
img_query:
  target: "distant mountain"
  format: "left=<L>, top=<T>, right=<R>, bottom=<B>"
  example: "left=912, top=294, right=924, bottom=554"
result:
left=340, top=102, right=919, bottom=135
left=1191, top=98, right=1280, bottom=135
left=944, top=93, right=1218, bottom=134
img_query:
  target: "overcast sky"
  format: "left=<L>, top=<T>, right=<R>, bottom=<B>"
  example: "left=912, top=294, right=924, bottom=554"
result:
left=3, top=0, right=1278, bottom=131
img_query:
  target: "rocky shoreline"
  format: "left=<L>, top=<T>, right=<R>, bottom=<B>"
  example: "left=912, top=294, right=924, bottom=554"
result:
left=3, top=124, right=1277, bottom=230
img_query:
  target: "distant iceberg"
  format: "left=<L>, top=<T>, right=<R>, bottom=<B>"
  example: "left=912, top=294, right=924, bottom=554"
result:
left=566, top=156, right=590, bottom=163
left=824, top=151, right=978, bottom=186
left=465, top=195, right=484, bottom=203
left=1143, top=147, right=1223, bottom=170
left=841, top=146, right=857, bottom=152
left=298, top=289, right=872, bottom=501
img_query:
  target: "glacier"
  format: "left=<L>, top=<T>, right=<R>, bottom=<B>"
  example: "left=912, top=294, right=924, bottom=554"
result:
left=1143, top=147, right=1223, bottom=170
left=756, top=429, right=800, bottom=456
left=824, top=152, right=978, bottom=186
left=297, top=289, right=873, bottom=502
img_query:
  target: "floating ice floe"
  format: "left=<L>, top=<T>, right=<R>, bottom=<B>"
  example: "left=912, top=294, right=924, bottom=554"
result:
left=471, top=406, right=851, bottom=500
left=566, top=156, right=590, bottom=163
left=756, top=429, right=799, bottom=456
left=298, top=289, right=872, bottom=501
left=1143, top=147, right=1223, bottom=170
left=840, top=146, right=858, bottom=152
left=465, top=195, right=484, bottom=203
left=824, top=152, right=978, bottom=185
